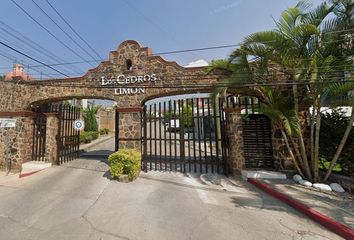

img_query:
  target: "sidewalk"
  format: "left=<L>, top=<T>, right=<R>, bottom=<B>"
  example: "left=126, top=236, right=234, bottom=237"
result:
left=259, top=179, right=354, bottom=229
left=79, top=134, right=114, bottom=152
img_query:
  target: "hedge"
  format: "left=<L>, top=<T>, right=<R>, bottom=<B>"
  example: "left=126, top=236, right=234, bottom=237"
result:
left=108, top=148, right=141, bottom=180
left=100, top=128, right=109, bottom=135
left=79, top=131, right=99, bottom=144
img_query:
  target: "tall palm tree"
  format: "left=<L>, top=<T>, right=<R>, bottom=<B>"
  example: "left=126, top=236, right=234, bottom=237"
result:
left=207, top=0, right=353, bottom=181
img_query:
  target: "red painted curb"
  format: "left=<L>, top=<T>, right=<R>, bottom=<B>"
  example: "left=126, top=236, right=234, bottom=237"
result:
left=19, top=170, right=41, bottom=178
left=248, top=178, right=354, bottom=240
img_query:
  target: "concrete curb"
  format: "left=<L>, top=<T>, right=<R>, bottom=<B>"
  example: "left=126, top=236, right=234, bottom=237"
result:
left=80, top=135, right=114, bottom=153
left=19, top=170, right=41, bottom=178
left=248, top=178, right=354, bottom=240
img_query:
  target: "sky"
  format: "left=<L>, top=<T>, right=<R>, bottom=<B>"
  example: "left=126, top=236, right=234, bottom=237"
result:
left=0, top=0, right=323, bottom=80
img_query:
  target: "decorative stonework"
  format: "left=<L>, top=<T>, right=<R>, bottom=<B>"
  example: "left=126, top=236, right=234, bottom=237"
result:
left=117, top=110, right=142, bottom=150
left=0, top=116, right=34, bottom=170
left=0, top=40, right=222, bottom=112
left=44, top=114, right=59, bottom=164
left=0, top=40, right=293, bottom=173
left=225, top=108, right=245, bottom=175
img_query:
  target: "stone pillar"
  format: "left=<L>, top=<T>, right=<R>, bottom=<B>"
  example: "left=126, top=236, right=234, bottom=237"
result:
left=225, top=108, right=245, bottom=175
left=44, top=113, right=59, bottom=164
left=116, top=107, right=142, bottom=150
left=0, top=113, right=35, bottom=170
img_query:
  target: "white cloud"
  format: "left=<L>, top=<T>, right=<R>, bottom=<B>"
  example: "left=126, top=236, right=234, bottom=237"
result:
left=184, top=59, right=209, bottom=68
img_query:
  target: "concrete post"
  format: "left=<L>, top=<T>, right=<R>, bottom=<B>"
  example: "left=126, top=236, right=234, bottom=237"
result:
left=225, top=108, right=245, bottom=176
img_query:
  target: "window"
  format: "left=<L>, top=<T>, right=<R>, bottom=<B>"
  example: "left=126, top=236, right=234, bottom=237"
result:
left=126, top=59, right=133, bottom=71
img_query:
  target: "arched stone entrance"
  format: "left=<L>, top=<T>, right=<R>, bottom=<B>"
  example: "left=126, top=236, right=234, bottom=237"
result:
left=0, top=40, right=287, bottom=175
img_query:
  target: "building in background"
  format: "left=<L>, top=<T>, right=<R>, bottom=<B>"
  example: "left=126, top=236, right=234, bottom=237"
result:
left=4, top=63, right=32, bottom=81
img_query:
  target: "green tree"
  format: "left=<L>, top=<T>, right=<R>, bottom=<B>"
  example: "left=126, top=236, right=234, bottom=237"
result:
left=82, top=104, right=101, bottom=132
left=181, top=103, right=193, bottom=128
left=207, top=0, right=353, bottom=181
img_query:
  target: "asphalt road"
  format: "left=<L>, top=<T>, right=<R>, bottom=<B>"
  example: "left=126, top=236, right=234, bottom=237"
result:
left=0, top=139, right=343, bottom=240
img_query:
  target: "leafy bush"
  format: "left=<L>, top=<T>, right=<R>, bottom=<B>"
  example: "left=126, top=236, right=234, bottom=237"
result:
left=100, top=128, right=109, bottom=135
left=79, top=131, right=99, bottom=144
left=108, top=149, right=141, bottom=180
left=83, top=105, right=100, bottom=132
left=320, top=109, right=354, bottom=176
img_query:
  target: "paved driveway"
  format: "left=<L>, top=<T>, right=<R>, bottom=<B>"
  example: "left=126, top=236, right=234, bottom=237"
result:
left=0, top=157, right=342, bottom=240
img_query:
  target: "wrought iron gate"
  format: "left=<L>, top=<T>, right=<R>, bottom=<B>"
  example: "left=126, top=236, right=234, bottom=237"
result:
left=32, top=112, right=47, bottom=161
left=226, top=95, right=274, bottom=169
left=55, top=104, right=81, bottom=164
left=142, top=97, right=228, bottom=174
left=242, top=114, right=274, bottom=169
left=31, top=103, right=80, bottom=164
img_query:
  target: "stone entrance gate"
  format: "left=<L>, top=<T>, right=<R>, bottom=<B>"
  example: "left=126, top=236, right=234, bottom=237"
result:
left=0, top=40, right=289, bottom=175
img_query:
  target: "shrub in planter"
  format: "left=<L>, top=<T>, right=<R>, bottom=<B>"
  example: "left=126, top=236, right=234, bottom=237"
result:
left=108, top=148, right=141, bottom=181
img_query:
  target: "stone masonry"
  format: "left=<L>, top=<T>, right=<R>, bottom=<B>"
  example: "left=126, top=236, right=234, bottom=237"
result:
left=44, top=113, right=59, bottom=164
left=0, top=114, right=34, bottom=170
left=225, top=108, right=245, bottom=175
left=0, top=40, right=290, bottom=173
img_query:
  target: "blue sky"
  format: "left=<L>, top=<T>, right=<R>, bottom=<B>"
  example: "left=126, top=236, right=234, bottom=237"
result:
left=0, top=0, right=323, bottom=79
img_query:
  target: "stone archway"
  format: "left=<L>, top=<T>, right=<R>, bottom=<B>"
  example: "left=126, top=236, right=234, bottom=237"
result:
left=0, top=40, right=224, bottom=170
left=0, top=40, right=292, bottom=175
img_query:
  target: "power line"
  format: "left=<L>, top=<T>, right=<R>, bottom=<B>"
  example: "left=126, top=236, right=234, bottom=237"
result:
left=0, top=40, right=69, bottom=77
left=0, top=28, right=80, bottom=76
left=0, top=50, right=53, bottom=79
left=31, top=0, right=96, bottom=63
left=11, top=0, right=91, bottom=68
left=120, top=0, right=189, bottom=52
left=23, top=36, right=352, bottom=68
left=0, top=19, right=82, bottom=75
left=45, top=0, right=102, bottom=60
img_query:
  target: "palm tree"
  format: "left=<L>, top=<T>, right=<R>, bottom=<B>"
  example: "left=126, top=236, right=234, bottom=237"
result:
left=207, top=0, right=353, bottom=181
left=322, top=82, right=354, bottom=181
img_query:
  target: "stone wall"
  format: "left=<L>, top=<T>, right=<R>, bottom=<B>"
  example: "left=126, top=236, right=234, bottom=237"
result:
left=0, top=115, right=34, bottom=170
left=225, top=108, right=245, bottom=175
left=98, top=108, right=115, bottom=133
left=0, top=40, right=222, bottom=112
left=44, top=114, right=59, bottom=164
left=117, top=110, right=142, bottom=150
left=0, top=40, right=295, bottom=172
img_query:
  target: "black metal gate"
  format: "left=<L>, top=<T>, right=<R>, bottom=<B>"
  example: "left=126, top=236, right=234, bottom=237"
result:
left=31, top=103, right=80, bottom=164
left=226, top=95, right=274, bottom=169
left=32, top=112, right=47, bottom=161
left=55, top=104, right=81, bottom=164
left=142, top=97, right=228, bottom=174
left=242, top=114, right=274, bottom=169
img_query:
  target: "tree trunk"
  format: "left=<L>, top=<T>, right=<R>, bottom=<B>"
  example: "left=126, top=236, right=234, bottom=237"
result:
left=293, top=82, right=312, bottom=180
left=310, top=105, right=315, bottom=174
left=281, top=128, right=304, bottom=178
left=323, top=107, right=354, bottom=182
left=313, top=101, right=321, bottom=181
